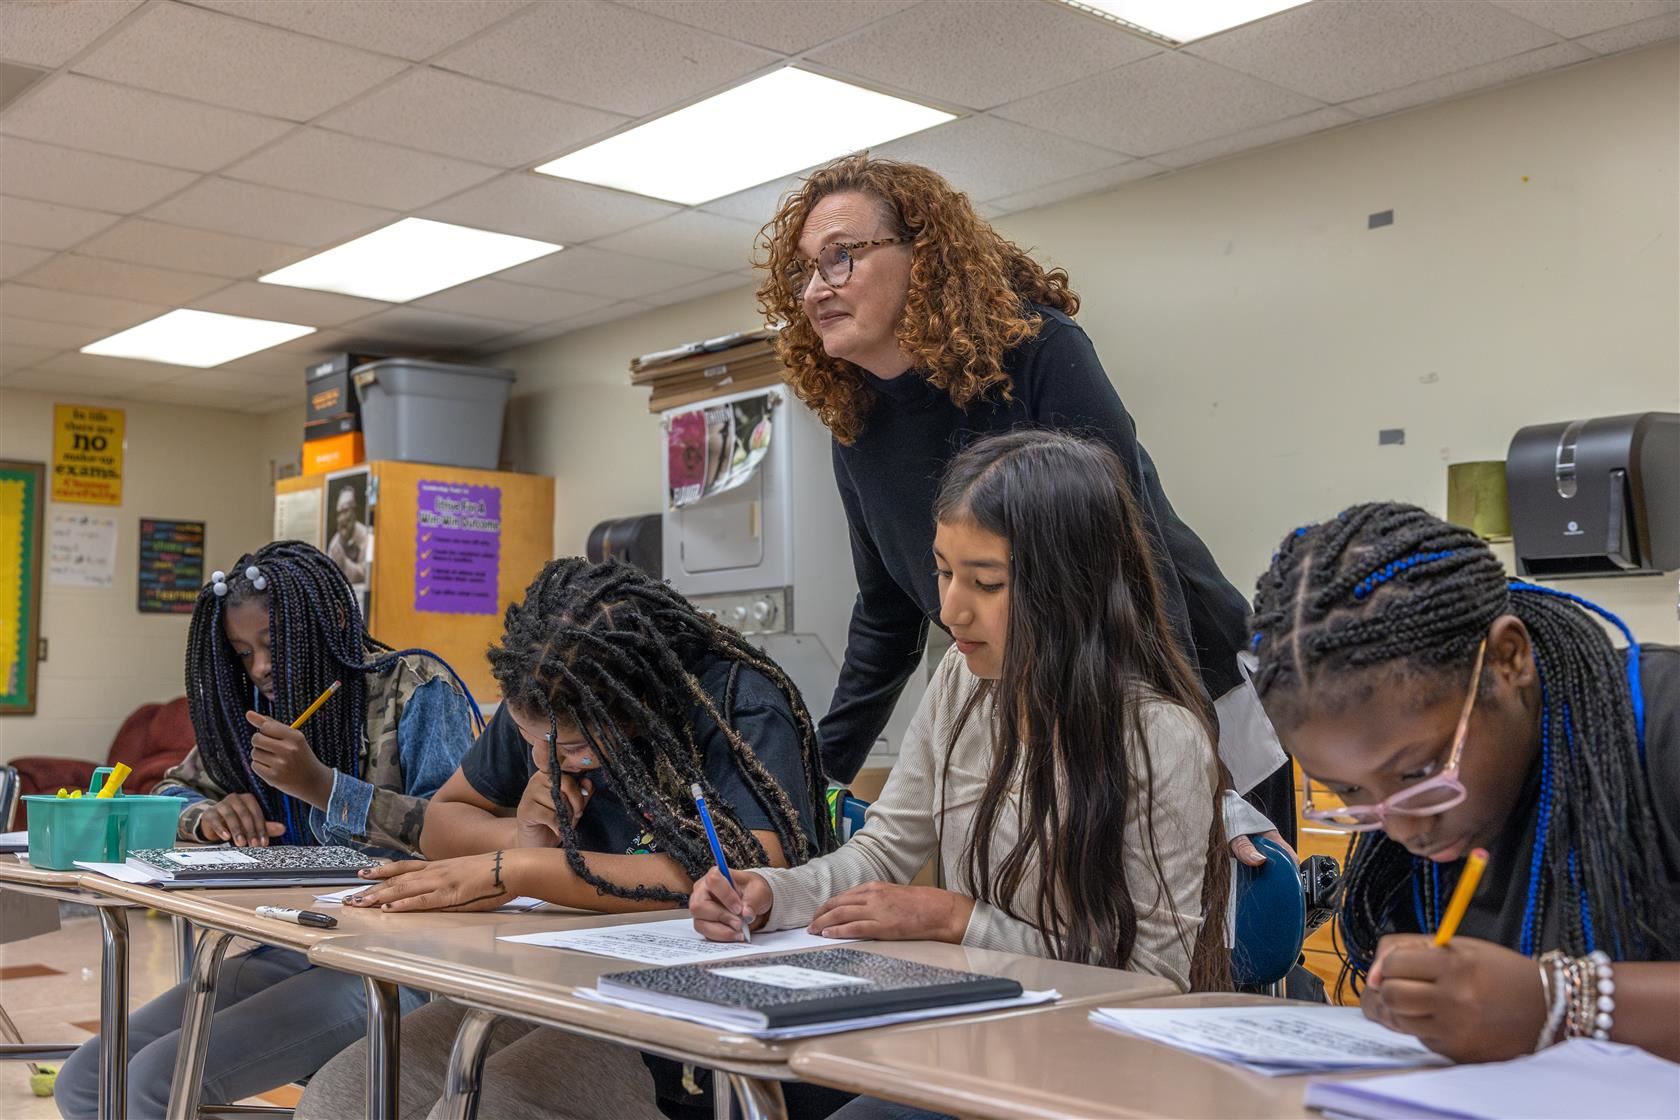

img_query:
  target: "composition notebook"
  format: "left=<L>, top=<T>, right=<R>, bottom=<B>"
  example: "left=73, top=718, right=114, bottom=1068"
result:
left=596, top=947, right=1023, bottom=1030
left=126, top=845, right=378, bottom=882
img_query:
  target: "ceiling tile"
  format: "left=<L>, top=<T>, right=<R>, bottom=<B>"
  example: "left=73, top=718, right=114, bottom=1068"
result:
left=1184, top=0, right=1558, bottom=104
left=218, top=346, right=313, bottom=378
left=184, top=0, right=533, bottom=61
left=0, top=316, right=108, bottom=349
left=76, top=219, right=307, bottom=278
left=496, top=245, right=718, bottom=300
left=615, top=0, right=917, bottom=53
left=35, top=350, right=197, bottom=383
left=1150, top=106, right=1357, bottom=169
left=190, top=281, right=391, bottom=327
left=1345, top=41, right=1593, bottom=118
left=73, top=2, right=407, bottom=121
left=995, top=51, right=1324, bottom=157
left=414, top=279, right=615, bottom=323
left=421, top=174, right=680, bottom=244
left=985, top=159, right=1162, bottom=213
left=0, top=196, right=121, bottom=250
left=0, top=74, right=292, bottom=171
left=136, top=382, right=274, bottom=409
left=274, top=327, right=360, bottom=353
left=320, top=68, right=626, bottom=168
left=642, top=271, right=756, bottom=308
left=0, top=369, right=147, bottom=399
left=0, top=0, right=142, bottom=68
left=146, top=179, right=397, bottom=246
left=871, top=115, right=1126, bottom=201
left=1487, top=1, right=1677, bottom=39
left=0, top=137, right=200, bottom=213
left=225, top=129, right=501, bottom=210
left=0, top=341, right=57, bottom=370
left=337, top=307, right=525, bottom=348
left=435, top=0, right=777, bottom=116
left=696, top=173, right=806, bottom=223
left=0, top=283, right=165, bottom=329
left=808, top=0, right=1160, bottom=111
left=591, top=211, right=762, bottom=272
left=17, top=254, right=228, bottom=304
left=0, top=243, right=52, bottom=282
left=153, top=367, right=287, bottom=399
left=1577, top=10, right=1680, bottom=52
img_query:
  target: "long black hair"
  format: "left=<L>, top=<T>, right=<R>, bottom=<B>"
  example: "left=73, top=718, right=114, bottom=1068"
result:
left=486, top=558, right=837, bottom=903
left=934, top=430, right=1232, bottom=991
left=1249, top=502, right=1675, bottom=985
left=186, top=540, right=478, bottom=843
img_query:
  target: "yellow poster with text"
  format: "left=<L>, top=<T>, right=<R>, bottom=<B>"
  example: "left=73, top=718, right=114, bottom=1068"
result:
left=52, top=404, right=125, bottom=505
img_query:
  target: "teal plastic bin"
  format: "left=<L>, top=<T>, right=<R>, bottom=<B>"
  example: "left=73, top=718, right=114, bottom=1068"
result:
left=22, top=767, right=185, bottom=871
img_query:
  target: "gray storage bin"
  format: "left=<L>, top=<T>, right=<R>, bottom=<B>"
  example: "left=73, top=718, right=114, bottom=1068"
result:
left=351, top=359, right=515, bottom=470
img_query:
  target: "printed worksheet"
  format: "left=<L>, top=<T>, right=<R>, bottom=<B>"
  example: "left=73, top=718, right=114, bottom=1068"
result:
left=499, top=916, right=860, bottom=965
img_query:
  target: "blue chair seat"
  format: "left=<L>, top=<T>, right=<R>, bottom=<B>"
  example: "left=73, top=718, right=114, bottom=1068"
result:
left=1231, top=834, right=1307, bottom=989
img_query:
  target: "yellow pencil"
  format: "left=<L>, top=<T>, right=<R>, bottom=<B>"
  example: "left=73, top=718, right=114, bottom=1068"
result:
left=290, top=680, right=342, bottom=730
left=1433, top=847, right=1489, bottom=946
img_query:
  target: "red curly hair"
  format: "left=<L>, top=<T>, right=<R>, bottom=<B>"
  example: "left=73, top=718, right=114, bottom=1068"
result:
left=755, top=155, right=1079, bottom=445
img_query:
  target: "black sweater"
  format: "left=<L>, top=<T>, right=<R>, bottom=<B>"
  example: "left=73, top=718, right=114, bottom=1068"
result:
left=819, top=304, right=1252, bottom=782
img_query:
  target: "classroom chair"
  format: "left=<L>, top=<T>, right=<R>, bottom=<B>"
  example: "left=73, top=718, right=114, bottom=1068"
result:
left=10, top=698, right=194, bottom=826
left=1231, top=833, right=1309, bottom=991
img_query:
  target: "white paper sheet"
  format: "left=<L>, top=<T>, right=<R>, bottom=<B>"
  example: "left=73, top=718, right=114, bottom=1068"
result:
left=74, top=860, right=159, bottom=883
left=1089, top=1005, right=1448, bottom=1077
left=48, top=511, right=117, bottom=588
left=314, top=884, right=547, bottom=912
left=0, top=830, right=30, bottom=851
left=498, top=916, right=861, bottom=964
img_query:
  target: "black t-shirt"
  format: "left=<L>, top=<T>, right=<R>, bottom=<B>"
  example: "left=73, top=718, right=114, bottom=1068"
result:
left=460, top=651, right=817, bottom=852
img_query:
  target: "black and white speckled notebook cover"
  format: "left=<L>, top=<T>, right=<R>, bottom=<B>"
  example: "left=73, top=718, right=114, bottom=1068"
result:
left=597, top=947, right=1023, bottom=1029
left=128, top=844, right=378, bottom=880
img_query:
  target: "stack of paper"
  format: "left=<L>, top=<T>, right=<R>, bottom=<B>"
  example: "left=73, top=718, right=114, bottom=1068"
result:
left=315, top=884, right=547, bottom=913
left=1089, top=1005, right=1448, bottom=1077
left=498, top=916, right=858, bottom=965
left=1303, top=1039, right=1680, bottom=1119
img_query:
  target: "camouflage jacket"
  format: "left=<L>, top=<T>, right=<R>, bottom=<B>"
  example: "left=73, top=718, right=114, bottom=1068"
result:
left=156, top=653, right=475, bottom=858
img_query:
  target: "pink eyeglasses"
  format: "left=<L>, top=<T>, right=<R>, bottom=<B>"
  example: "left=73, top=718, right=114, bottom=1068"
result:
left=1301, top=638, right=1486, bottom=832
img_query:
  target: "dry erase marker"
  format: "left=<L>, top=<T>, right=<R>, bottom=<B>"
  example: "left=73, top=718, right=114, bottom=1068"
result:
left=692, top=782, right=749, bottom=944
left=1433, top=847, right=1489, bottom=946
left=254, top=906, right=338, bottom=929
left=96, top=762, right=132, bottom=799
left=291, top=680, right=342, bottom=730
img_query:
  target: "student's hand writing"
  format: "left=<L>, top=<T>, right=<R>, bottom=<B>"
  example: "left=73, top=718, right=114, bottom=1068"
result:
left=689, top=866, right=771, bottom=942
left=514, top=770, right=591, bottom=848
left=1231, top=829, right=1297, bottom=867
left=346, top=852, right=513, bottom=912
left=195, top=793, right=287, bottom=847
left=245, top=711, right=334, bottom=809
left=808, top=882, right=976, bottom=944
left=1361, top=933, right=1548, bottom=1062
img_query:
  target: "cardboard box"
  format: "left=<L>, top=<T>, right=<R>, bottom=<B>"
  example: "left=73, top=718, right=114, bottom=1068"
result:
left=304, top=413, right=359, bottom=441
left=305, top=353, right=381, bottom=424
left=302, top=431, right=365, bottom=476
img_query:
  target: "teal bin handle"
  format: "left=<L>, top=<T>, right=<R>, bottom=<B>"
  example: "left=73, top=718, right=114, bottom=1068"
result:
left=89, top=766, right=115, bottom=797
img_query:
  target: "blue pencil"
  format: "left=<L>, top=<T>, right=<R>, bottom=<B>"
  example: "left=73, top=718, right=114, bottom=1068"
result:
left=692, top=782, right=749, bottom=944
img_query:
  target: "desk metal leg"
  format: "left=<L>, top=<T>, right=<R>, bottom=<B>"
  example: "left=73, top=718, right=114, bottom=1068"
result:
left=166, top=929, right=234, bottom=1120
left=96, top=907, right=129, bottom=1120
left=724, top=1074, right=786, bottom=1120
left=363, top=978, right=402, bottom=1120
left=172, top=916, right=196, bottom=984
left=440, top=1008, right=499, bottom=1120
left=712, top=1070, right=734, bottom=1120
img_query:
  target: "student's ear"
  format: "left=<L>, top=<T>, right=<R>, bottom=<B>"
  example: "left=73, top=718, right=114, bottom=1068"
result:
left=1486, top=615, right=1536, bottom=691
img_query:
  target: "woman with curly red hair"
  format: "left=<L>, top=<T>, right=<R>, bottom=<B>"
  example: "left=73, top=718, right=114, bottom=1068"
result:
left=758, top=154, right=1295, bottom=849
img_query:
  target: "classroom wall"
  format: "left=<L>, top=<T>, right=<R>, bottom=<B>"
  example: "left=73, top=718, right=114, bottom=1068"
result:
left=0, top=389, right=285, bottom=763
left=496, top=43, right=1680, bottom=652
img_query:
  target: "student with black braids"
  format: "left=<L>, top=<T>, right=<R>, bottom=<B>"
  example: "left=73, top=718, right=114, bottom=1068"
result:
left=298, top=557, right=842, bottom=1120
left=55, top=540, right=478, bottom=1120
left=1249, top=502, right=1679, bottom=1064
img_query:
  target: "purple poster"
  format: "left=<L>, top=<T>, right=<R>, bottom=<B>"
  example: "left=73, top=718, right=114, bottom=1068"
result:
left=415, top=481, right=501, bottom=615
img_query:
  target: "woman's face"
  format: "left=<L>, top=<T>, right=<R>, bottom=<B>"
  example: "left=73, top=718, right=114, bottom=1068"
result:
left=796, top=191, right=913, bottom=378
left=508, top=706, right=602, bottom=775
left=223, top=598, right=274, bottom=702
left=1280, top=617, right=1540, bottom=863
left=935, top=517, right=1010, bottom=680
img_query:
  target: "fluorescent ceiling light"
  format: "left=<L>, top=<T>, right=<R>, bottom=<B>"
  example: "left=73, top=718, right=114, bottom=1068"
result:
left=1059, top=0, right=1309, bottom=45
left=261, top=217, right=562, bottom=302
left=535, top=67, right=954, bottom=205
left=82, top=309, right=314, bottom=368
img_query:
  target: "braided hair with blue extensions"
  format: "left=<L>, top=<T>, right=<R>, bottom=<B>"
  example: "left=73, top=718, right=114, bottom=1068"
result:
left=1248, top=502, right=1675, bottom=992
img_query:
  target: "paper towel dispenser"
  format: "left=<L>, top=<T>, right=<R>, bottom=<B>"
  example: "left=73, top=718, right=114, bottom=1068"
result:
left=1507, top=411, right=1679, bottom=578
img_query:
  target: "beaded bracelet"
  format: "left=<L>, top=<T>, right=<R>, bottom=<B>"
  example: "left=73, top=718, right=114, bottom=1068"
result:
left=1584, top=950, right=1615, bottom=1041
left=1535, top=950, right=1569, bottom=1051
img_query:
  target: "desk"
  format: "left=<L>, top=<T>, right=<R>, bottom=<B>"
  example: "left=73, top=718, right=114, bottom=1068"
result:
left=788, top=994, right=1334, bottom=1120
left=308, top=912, right=1179, bottom=1120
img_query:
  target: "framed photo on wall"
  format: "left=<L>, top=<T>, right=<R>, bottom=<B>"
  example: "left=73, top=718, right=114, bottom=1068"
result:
left=0, top=460, right=47, bottom=715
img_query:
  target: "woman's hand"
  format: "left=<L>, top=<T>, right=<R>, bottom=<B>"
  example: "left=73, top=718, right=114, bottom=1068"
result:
left=245, top=711, right=334, bottom=808
left=1361, top=934, right=1549, bottom=1062
left=689, top=866, right=771, bottom=942
left=513, top=770, right=591, bottom=848
left=1231, top=829, right=1297, bottom=867
left=195, top=793, right=286, bottom=847
left=345, top=853, right=513, bottom=913
left=808, top=882, right=976, bottom=943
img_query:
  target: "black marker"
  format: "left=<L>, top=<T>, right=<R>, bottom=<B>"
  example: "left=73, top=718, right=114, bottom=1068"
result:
left=255, top=906, right=338, bottom=929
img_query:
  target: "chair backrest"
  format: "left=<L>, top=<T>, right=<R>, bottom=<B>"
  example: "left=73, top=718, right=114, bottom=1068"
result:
left=1230, top=834, right=1307, bottom=989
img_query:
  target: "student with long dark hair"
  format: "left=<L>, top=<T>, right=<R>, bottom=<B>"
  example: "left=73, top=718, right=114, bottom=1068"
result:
left=1248, top=503, right=1679, bottom=1062
left=55, top=541, right=476, bottom=1120
left=693, top=430, right=1231, bottom=1003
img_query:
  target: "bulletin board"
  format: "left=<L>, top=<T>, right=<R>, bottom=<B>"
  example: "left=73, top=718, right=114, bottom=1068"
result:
left=0, top=461, right=46, bottom=715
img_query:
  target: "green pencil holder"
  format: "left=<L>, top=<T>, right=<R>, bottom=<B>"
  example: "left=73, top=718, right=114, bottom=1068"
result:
left=21, top=768, right=185, bottom=870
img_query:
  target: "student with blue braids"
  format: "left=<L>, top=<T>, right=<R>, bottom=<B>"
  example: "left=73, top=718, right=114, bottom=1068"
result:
left=1248, top=502, right=1678, bottom=1064
left=55, top=539, right=478, bottom=1120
